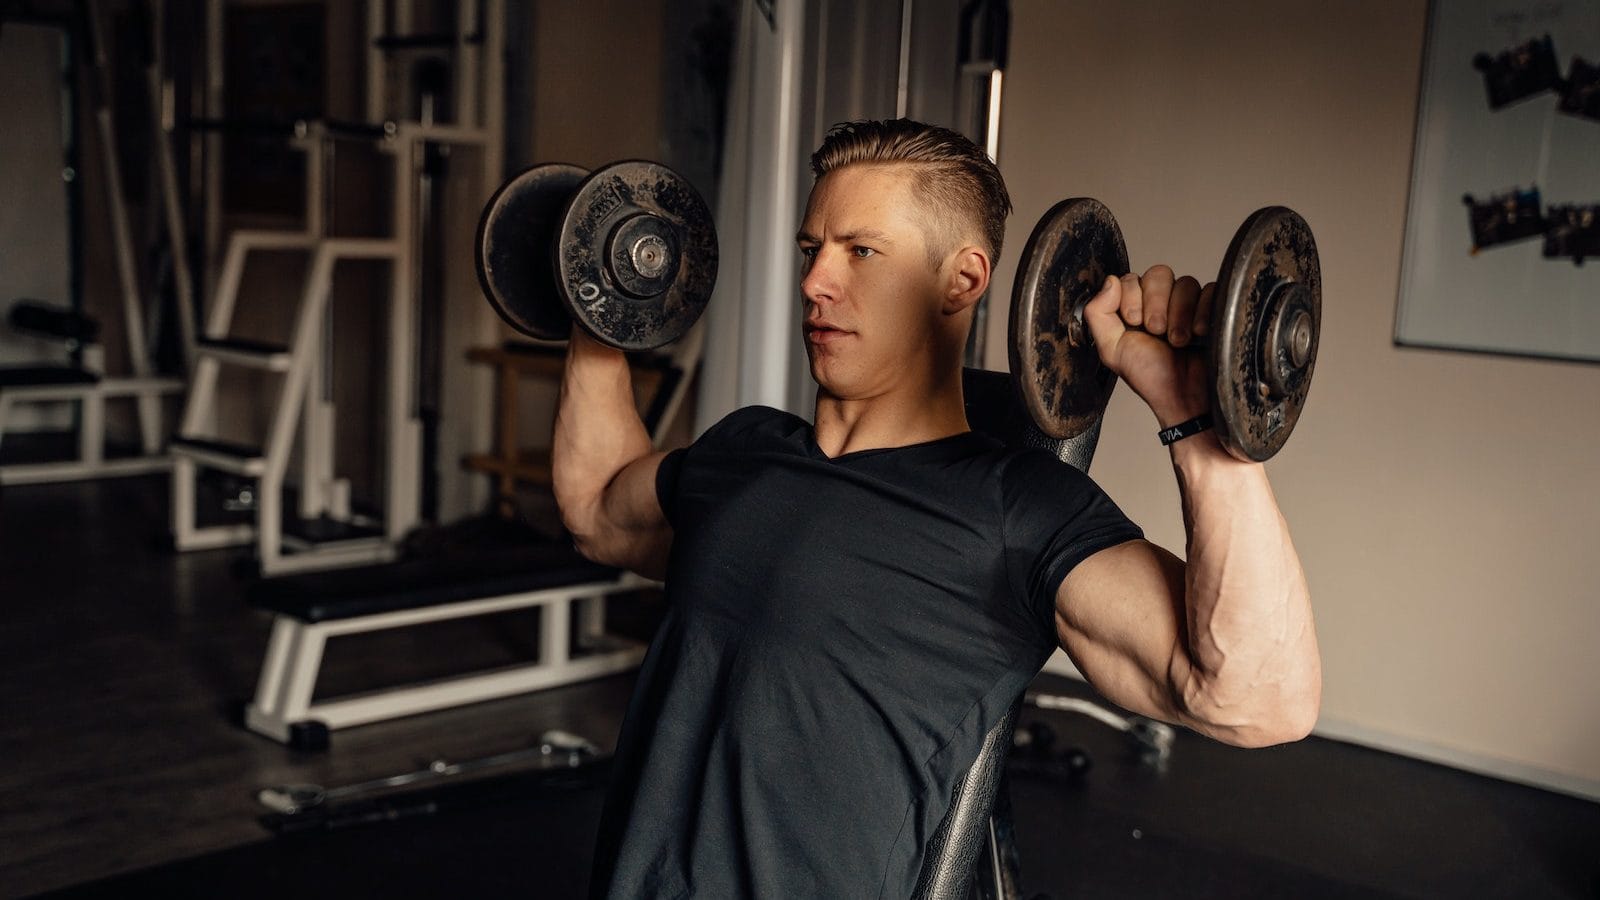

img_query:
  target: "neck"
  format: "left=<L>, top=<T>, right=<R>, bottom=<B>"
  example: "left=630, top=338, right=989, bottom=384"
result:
left=812, top=357, right=969, bottom=458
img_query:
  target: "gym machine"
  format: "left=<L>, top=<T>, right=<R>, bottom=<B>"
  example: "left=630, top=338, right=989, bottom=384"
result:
left=167, top=0, right=506, bottom=575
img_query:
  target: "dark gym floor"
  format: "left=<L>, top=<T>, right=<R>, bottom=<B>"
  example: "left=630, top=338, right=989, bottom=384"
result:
left=2, top=474, right=1597, bottom=899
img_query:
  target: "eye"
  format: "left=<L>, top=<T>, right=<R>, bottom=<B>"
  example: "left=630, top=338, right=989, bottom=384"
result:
left=852, top=246, right=876, bottom=259
left=798, top=245, right=818, bottom=260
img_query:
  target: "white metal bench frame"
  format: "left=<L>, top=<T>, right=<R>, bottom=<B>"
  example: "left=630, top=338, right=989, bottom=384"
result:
left=0, top=363, right=185, bottom=485
left=245, top=574, right=651, bottom=743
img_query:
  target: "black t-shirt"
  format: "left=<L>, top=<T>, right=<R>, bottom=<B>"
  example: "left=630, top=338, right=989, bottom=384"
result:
left=591, top=406, right=1142, bottom=899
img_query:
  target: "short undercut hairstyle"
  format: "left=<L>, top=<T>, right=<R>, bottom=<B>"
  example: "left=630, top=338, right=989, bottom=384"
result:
left=810, top=118, right=1013, bottom=269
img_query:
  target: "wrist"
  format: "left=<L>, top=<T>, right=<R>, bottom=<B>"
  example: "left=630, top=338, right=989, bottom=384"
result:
left=1168, top=428, right=1260, bottom=473
left=1157, top=413, right=1213, bottom=447
left=1152, top=398, right=1210, bottom=430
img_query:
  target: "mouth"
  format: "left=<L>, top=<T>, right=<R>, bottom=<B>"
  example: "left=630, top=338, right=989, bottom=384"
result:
left=804, top=321, right=853, bottom=344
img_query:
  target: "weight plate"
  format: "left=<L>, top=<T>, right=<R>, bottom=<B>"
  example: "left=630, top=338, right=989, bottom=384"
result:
left=1008, top=198, right=1130, bottom=440
left=556, top=160, right=718, bottom=350
left=475, top=163, right=590, bottom=340
left=1210, top=207, right=1321, bottom=462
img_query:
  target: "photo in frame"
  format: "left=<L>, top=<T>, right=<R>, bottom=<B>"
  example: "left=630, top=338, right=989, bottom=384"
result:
left=1397, top=0, right=1600, bottom=363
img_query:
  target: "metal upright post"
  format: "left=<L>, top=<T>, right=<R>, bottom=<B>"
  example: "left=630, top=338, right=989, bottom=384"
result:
left=297, top=133, right=331, bottom=521
left=455, top=0, right=480, bottom=127
left=957, top=0, right=1009, bottom=368
left=385, top=138, right=421, bottom=541
left=144, top=0, right=199, bottom=370
left=737, top=0, right=806, bottom=414
left=83, top=0, right=162, bottom=454
left=203, top=0, right=224, bottom=298
left=260, top=243, right=338, bottom=571
left=365, top=0, right=386, bottom=122
left=483, top=0, right=505, bottom=179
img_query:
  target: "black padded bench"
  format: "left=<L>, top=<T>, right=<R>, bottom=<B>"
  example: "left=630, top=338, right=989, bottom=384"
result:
left=243, top=543, right=650, bottom=747
left=0, top=366, right=101, bottom=387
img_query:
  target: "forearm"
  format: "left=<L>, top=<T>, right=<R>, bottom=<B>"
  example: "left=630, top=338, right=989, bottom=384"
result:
left=551, top=332, right=656, bottom=559
left=1167, top=431, right=1321, bottom=747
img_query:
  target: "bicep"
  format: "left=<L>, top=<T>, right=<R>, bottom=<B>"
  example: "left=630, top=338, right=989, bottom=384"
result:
left=1054, top=539, right=1194, bottom=726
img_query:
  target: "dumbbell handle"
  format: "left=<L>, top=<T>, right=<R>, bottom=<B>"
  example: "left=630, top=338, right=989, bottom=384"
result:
left=1068, top=281, right=1315, bottom=373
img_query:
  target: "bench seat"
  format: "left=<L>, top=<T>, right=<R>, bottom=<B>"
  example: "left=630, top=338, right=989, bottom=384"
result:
left=0, top=366, right=100, bottom=388
left=250, top=543, right=618, bottom=622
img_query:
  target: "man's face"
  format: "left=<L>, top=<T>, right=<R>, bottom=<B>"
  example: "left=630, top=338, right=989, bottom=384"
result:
left=795, top=165, right=951, bottom=400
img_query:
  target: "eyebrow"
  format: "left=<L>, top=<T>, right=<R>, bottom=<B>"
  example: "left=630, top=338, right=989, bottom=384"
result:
left=794, top=228, right=896, bottom=245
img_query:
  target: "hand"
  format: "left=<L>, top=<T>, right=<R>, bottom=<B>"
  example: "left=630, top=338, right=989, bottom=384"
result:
left=1083, top=265, right=1214, bottom=429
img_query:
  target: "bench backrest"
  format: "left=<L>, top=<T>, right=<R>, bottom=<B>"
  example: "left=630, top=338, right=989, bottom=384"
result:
left=910, top=367, right=1107, bottom=900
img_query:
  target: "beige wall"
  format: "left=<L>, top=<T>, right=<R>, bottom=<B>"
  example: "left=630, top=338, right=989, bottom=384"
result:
left=526, top=0, right=665, bottom=167
left=1, top=23, right=78, bottom=430
left=989, top=0, right=1600, bottom=796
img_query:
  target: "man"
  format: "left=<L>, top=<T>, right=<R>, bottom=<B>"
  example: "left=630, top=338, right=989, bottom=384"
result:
left=555, top=119, right=1320, bottom=898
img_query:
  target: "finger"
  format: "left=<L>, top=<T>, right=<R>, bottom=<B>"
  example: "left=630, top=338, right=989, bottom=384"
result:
left=1168, top=276, right=1201, bottom=346
left=1118, top=272, right=1143, bottom=327
left=1140, top=265, right=1175, bottom=335
left=1193, top=282, right=1217, bottom=339
left=1083, top=274, right=1127, bottom=359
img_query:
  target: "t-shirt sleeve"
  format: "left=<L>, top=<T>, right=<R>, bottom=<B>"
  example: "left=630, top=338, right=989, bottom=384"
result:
left=1002, top=450, right=1144, bottom=635
left=655, top=447, right=688, bottom=527
left=654, top=405, right=787, bottom=529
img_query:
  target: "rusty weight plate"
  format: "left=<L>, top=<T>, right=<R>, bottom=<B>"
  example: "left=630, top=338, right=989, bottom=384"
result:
left=1210, top=207, right=1321, bottom=462
left=556, top=160, right=718, bottom=350
left=475, top=163, right=590, bottom=340
left=1008, top=198, right=1130, bottom=440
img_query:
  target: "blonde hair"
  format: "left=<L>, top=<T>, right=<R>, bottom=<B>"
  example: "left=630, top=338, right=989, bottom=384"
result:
left=810, top=118, right=1012, bottom=268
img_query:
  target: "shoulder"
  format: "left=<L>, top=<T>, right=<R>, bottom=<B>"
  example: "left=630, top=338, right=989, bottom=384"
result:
left=707, top=404, right=804, bottom=433
left=659, top=407, right=807, bottom=519
left=995, top=446, right=1140, bottom=544
left=691, top=405, right=810, bottom=454
left=997, top=447, right=1104, bottom=501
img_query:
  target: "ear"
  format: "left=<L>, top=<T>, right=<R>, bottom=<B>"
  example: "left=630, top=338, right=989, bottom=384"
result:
left=942, top=245, right=992, bottom=315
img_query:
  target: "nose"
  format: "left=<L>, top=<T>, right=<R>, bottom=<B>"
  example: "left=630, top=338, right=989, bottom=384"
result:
left=800, top=246, right=838, bottom=307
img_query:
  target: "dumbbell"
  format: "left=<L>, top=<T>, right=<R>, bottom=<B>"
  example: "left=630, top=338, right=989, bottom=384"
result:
left=1008, top=199, right=1321, bottom=462
left=475, top=160, right=719, bottom=350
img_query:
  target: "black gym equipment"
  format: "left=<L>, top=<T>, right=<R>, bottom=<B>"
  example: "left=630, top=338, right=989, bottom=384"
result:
left=1023, top=691, right=1176, bottom=773
left=8, top=302, right=101, bottom=349
left=476, top=163, right=589, bottom=340
left=1211, top=207, right=1321, bottom=461
left=1009, top=198, right=1129, bottom=443
left=1010, top=199, right=1321, bottom=462
left=256, top=730, right=602, bottom=824
left=475, top=160, right=718, bottom=350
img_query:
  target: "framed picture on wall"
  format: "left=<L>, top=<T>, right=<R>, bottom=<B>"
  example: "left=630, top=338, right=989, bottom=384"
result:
left=1396, top=0, right=1600, bottom=363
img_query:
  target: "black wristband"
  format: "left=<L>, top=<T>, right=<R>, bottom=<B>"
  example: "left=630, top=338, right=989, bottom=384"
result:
left=1157, top=413, right=1213, bottom=446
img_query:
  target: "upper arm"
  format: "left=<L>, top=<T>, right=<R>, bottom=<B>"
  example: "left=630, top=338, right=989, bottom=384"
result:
left=574, top=449, right=674, bottom=578
left=1054, top=539, right=1197, bottom=728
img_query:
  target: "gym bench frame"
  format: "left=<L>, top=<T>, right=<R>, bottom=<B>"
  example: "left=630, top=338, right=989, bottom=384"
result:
left=246, top=569, right=651, bottom=746
left=0, top=373, right=185, bottom=485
